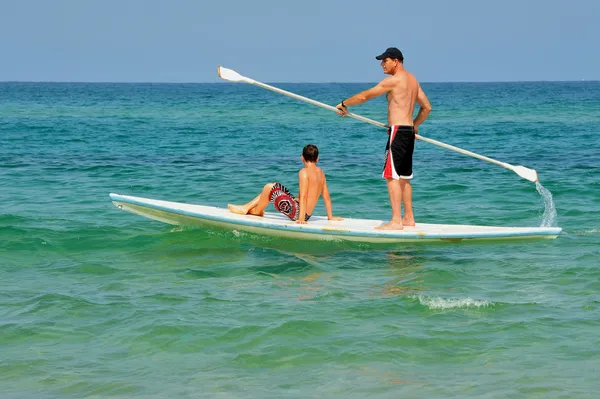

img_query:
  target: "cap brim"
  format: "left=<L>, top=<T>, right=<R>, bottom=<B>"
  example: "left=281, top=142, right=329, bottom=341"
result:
left=375, top=54, right=385, bottom=60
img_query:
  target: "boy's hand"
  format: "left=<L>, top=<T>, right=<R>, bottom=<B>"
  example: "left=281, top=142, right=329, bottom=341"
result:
left=295, top=219, right=307, bottom=224
left=328, top=216, right=343, bottom=221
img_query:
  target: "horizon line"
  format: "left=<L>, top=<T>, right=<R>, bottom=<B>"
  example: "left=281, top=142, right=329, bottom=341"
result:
left=0, top=79, right=598, bottom=84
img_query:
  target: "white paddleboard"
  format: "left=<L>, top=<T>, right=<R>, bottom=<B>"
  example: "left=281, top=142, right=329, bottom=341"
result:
left=109, top=193, right=561, bottom=243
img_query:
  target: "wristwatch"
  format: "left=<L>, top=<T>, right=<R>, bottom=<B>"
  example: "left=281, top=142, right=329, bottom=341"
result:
left=341, top=101, right=347, bottom=108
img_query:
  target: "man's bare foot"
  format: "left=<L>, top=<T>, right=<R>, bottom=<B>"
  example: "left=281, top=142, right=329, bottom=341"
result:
left=402, top=217, right=416, bottom=227
left=228, top=204, right=249, bottom=215
left=375, top=221, right=404, bottom=230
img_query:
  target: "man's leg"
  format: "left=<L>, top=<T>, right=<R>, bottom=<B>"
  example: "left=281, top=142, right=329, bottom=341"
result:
left=228, top=183, right=275, bottom=216
left=400, top=179, right=415, bottom=226
left=376, top=178, right=404, bottom=230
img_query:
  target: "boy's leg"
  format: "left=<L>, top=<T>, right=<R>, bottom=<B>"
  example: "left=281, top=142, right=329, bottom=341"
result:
left=228, top=183, right=275, bottom=216
left=228, top=194, right=260, bottom=215
left=376, top=178, right=404, bottom=230
left=247, top=182, right=276, bottom=216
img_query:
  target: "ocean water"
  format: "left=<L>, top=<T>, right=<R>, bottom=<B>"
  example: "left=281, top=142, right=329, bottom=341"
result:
left=1, top=80, right=599, bottom=398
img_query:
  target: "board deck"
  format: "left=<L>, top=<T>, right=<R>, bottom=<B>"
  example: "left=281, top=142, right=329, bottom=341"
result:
left=109, top=193, right=561, bottom=243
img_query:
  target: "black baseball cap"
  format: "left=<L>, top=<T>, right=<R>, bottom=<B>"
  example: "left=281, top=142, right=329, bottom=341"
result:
left=375, top=47, right=404, bottom=62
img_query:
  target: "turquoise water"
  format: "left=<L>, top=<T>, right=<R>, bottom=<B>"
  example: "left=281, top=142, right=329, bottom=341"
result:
left=1, top=81, right=599, bottom=398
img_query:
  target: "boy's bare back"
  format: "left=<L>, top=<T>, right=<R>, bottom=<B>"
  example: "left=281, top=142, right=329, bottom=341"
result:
left=298, top=164, right=328, bottom=217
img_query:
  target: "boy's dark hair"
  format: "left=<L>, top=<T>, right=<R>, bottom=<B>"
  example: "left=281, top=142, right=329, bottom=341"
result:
left=302, top=144, right=319, bottom=162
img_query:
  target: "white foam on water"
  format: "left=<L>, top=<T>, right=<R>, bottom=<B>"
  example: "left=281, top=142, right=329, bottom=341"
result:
left=572, top=229, right=600, bottom=234
left=536, top=181, right=558, bottom=227
left=412, top=295, right=492, bottom=310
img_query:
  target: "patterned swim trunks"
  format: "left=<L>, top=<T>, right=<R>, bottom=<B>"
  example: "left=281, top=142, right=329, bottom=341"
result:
left=269, top=182, right=311, bottom=221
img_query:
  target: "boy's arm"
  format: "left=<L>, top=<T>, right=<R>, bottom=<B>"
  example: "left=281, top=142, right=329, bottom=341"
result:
left=296, top=170, right=309, bottom=224
left=322, top=176, right=342, bottom=221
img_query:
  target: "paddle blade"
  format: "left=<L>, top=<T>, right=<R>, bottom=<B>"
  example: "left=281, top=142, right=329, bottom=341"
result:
left=513, top=165, right=538, bottom=182
left=218, top=66, right=249, bottom=83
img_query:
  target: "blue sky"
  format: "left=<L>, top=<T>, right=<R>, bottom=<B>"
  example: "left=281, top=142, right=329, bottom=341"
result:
left=1, top=0, right=598, bottom=82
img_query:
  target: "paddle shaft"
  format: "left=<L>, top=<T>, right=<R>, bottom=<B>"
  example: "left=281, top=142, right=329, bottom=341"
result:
left=247, top=78, right=513, bottom=170
left=247, top=79, right=386, bottom=126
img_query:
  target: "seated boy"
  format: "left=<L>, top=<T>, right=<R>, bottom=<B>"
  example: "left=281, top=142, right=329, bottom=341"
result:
left=228, top=144, right=342, bottom=224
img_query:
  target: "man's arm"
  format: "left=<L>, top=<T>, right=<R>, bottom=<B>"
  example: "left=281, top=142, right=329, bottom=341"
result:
left=336, top=78, right=392, bottom=115
left=413, top=84, right=432, bottom=134
left=296, top=170, right=309, bottom=224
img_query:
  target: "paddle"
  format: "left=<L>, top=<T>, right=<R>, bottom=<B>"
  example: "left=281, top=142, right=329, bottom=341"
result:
left=217, top=66, right=539, bottom=183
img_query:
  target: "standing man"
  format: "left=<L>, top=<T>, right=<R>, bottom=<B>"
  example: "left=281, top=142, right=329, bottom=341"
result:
left=336, top=47, right=431, bottom=230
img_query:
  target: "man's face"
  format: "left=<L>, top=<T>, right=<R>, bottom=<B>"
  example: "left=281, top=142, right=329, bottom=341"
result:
left=380, top=58, right=395, bottom=74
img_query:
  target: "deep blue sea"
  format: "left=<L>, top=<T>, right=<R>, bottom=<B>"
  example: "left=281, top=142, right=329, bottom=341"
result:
left=1, top=80, right=599, bottom=398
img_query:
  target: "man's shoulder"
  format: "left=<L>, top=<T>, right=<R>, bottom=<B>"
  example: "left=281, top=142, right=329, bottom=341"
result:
left=387, top=72, right=419, bottom=92
left=380, top=75, right=397, bottom=85
left=404, top=70, right=419, bottom=84
left=391, top=70, right=417, bottom=82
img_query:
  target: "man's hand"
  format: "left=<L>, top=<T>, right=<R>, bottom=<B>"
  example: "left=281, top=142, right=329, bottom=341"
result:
left=328, top=216, right=343, bottom=221
left=414, top=125, right=419, bottom=140
left=336, top=103, right=348, bottom=116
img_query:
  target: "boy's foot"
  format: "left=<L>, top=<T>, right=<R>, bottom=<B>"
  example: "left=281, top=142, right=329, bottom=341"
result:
left=228, top=204, right=249, bottom=215
left=247, top=207, right=265, bottom=217
left=375, top=221, right=404, bottom=230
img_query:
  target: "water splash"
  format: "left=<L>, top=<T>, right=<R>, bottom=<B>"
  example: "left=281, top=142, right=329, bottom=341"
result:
left=536, top=181, right=557, bottom=227
left=411, top=295, right=492, bottom=310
